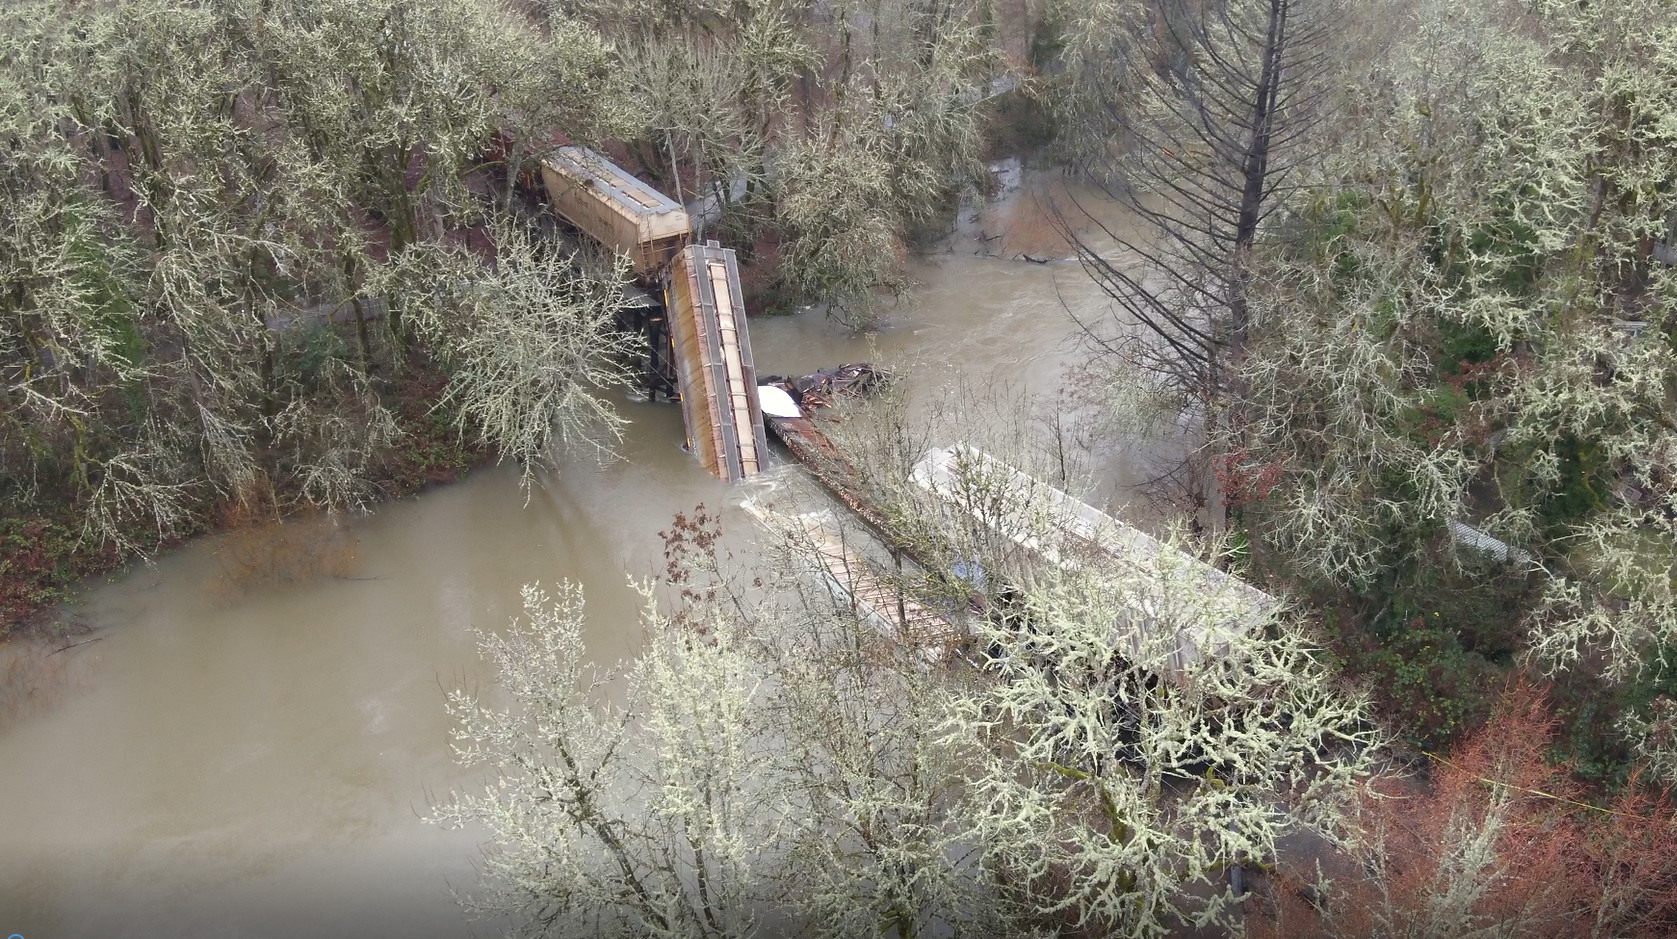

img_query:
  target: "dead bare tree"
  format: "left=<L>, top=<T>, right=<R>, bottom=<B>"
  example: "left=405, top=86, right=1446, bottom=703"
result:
left=1054, top=0, right=1342, bottom=522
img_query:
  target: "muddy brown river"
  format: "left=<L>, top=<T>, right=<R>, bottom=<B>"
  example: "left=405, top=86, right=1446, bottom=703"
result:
left=0, top=176, right=1161, bottom=937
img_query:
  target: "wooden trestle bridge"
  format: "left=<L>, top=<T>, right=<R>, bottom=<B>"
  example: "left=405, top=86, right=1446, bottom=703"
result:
left=539, top=146, right=941, bottom=643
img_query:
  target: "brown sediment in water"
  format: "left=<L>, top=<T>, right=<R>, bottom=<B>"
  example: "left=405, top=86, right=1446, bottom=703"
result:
left=204, top=511, right=362, bottom=606
left=964, top=171, right=1095, bottom=262
left=0, top=630, right=104, bottom=732
left=0, top=362, right=490, bottom=640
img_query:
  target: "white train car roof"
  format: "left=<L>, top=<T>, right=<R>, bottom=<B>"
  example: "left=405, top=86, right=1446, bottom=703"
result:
left=910, top=443, right=1276, bottom=672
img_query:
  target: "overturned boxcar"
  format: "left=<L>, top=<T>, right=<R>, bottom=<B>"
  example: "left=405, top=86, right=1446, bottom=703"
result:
left=539, top=146, right=691, bottom=278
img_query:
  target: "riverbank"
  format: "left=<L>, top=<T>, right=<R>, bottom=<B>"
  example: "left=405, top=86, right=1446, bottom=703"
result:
left=0, top=363, right=491, bottom=641
left=0, top=145, right=1085, bottom=642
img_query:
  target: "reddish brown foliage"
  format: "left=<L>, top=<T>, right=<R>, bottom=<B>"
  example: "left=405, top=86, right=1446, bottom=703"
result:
left=1253, top=682, right=1677, bottom=939
left=205, top=510, right=359, bottom=603
left=379, top=363, right=490, bottom=493
left=1216, top=446, right=1288, bottom=508
left=0, top=515, right=113, bottom=635
left=657, top=504, right=726, bottom=632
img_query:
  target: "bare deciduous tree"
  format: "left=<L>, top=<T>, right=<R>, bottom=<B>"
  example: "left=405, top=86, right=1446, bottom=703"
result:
left=391, top=218, right=639, bottom=489
left=1055, top=0, right=1342, bottom=521
left=435, top=407, right=1376, bottom=938
left=1, top=0, right=637, bottom=555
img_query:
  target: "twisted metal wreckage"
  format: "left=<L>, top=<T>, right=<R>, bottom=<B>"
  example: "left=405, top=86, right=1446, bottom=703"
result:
left=537, top=146, right=1271, bottom=671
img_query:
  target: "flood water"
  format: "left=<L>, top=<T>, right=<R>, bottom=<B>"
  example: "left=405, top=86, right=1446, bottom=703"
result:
left=0, top=173, right=1161, bottom=937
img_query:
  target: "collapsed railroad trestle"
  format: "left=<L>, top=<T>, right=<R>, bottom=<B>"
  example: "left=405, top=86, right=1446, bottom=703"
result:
left=537, top=146, right=767, bottom=481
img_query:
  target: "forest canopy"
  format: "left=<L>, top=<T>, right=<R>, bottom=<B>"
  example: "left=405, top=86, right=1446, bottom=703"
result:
left=7, top=0, right=1677, bottom=935
left=1226, top=0, right=1677, bottom=776
left=0, top=0, right=630, bottom=558
left=0, top=0, right=1007, bottom=626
